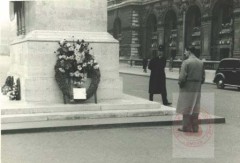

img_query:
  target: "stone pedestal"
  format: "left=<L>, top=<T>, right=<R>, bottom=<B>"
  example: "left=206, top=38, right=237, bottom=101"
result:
left=9, top=1, right=122, bottom=103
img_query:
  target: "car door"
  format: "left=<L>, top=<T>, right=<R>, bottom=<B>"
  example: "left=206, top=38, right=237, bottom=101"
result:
left=229, top=60, right=240, bottom=85
left=236, top=60, right=240, bottom=86
left=220, top=60, right=233, bottom=84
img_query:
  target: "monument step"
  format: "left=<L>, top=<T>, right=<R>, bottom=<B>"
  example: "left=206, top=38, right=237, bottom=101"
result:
left=1, top=103, right=163, bottom=115
left=1, top=114, right=225, bottom=133
left=1, top=94, right=164, bottom=115
left=1, top=94, right=225, bottom=132
left=1, top=108, right=175, bottom=124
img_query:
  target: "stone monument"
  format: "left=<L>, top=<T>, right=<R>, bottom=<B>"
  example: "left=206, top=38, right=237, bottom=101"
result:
left=1, top=0, right=224, bottom=131
left=9, top=0, right=122, bottom=103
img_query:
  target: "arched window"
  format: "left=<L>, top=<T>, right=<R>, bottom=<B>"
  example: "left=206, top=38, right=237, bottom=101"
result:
left=113, top=18, right=121, bottom=41
left=185, top=5, right=201, bottom=57
left=145, top=14, right=157, bottom=58
left=211, top=0, right=233, bottom=60
left=113, top=18, right=122, bottom=56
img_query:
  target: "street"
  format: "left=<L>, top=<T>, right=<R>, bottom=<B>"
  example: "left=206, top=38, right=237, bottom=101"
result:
left=1, top=74, right=240, bottom=163
left=121, top=74, right=240, bottom=126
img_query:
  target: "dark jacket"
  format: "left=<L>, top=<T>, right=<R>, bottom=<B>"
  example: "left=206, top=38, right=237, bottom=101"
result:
left=148, top=56, right=166, bottom=94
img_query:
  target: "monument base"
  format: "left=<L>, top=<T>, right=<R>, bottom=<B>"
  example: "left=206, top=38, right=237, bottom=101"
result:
left=1, top=94, right=174, bottom=130
left=1, top=93, right=226, bottom=132
left=9, top=30, right=122, bottom=103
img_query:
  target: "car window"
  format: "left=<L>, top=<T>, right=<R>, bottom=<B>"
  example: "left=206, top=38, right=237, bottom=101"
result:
left=237, top=61, right=240, bottom=69
left=219, top=60, right=240, bottom=69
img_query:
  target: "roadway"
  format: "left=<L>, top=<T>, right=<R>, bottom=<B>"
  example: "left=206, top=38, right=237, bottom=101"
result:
left=2, top=74, right=240, bottom=163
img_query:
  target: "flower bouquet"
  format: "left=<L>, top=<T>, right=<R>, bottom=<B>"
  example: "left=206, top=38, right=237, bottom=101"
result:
left=1, top=76, right=21, bottom=100
left=54, top=38, right=100, bottom=103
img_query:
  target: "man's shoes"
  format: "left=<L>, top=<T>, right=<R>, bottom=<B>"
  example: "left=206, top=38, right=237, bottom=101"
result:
left=192, top=128, right=199, bottom=133
left=178, top=128, right=192, bottom=132
left=163, top=102, right=172, bottom=106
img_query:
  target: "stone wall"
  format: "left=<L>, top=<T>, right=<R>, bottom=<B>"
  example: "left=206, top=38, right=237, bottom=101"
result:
left=108, top=0, right=240, bottom=60
left=108, top=5, right=141, bottom=59
left=25, top=1, right=107, bottom=33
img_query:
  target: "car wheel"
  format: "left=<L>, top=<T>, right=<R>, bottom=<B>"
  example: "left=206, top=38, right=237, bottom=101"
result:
left=217, top=79, right=225, bottom=89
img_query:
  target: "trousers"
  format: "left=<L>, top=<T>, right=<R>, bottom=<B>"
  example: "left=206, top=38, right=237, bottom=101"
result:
left=182, top=113, right=199, bottom=132
left=149, top=86, right=168, bottom=104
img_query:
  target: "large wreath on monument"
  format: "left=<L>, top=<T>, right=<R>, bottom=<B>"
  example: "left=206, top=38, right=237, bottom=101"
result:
left=54, top=38, right=100, bottom=103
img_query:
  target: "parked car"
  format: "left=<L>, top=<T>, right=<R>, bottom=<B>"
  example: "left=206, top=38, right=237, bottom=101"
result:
left=213, top=58, right=240, bottom=90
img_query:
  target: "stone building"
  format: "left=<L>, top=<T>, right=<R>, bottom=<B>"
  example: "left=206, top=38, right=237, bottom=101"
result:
left=107, top=0, right=240, bottom=60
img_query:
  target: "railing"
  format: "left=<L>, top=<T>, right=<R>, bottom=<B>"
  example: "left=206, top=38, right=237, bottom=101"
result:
left=120, top=59, right=220, bottom=70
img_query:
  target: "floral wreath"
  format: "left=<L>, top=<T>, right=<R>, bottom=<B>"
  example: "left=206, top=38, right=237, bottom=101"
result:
left=1, top=76, right=21, bottom=100
left=54, top=38, right=100, bottom=103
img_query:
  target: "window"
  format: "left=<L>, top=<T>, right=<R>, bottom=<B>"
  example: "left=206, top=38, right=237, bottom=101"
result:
left=219, top=60, right=239, bottom=69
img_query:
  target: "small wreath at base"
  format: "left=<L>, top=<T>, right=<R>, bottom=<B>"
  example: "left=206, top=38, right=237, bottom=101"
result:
left=54, top=38, right=100, bottom=104
left=1, top=76, right=21, bottom=100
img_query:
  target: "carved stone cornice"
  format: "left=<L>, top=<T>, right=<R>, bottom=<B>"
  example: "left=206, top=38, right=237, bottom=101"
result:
left=234, top=8, right=240, bottom=17
left=179, top=0, right=189, bottom=17
left=202, top=0, right=211, bottom=17
left=233, top=0, right=240, bottom=9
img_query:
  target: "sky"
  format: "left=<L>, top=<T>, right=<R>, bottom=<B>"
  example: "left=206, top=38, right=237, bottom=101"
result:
left=0, top=0, right=10, bottom=43
left=0, top=0, right=10, bottom=25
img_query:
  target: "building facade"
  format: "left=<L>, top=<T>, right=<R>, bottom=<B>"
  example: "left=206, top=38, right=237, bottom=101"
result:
left=107, top=0, right=240, bottom=60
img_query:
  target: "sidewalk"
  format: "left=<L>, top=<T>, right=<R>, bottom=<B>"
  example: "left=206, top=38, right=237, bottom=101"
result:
left=0, top=56, right=215, bottom=85
left=119, top=63, right=215, bottom=84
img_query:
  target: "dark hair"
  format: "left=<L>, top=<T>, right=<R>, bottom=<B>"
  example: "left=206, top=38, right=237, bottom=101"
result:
left=186, top=46, right=196, bottom=54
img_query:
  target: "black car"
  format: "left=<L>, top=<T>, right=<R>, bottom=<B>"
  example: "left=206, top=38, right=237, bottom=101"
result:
left=213, top=58, right=240, bottom=90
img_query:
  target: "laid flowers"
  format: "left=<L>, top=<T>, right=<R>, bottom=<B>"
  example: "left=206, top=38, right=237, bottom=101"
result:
left=54, top=38, right=100, bottom=97
left=1, top=76, right=21, bottom=100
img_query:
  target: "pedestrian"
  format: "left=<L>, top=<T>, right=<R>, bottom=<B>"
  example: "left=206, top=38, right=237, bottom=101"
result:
left=169, top=51, right=176, bottom=72
left=177, top=46, right=205, bottom=133
left=148, top=45, right=171, bottom=106
left=129, top=55, right=133, bottom=67
left=142, top=57, right=148, bottom=73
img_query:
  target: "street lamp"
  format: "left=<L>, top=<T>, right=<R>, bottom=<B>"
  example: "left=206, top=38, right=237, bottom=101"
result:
left=181, top=0, right=188, bottom=60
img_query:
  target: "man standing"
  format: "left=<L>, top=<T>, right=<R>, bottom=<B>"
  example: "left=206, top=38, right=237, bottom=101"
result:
left=142, top=57, right=148, bottom=73
left=148, top=45, right=171, bottom=106
left=177, top=46, right=205, bottom=132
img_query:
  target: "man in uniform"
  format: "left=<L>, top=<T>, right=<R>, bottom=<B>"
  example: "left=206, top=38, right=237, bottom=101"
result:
left=148, top=45, right=171, bottom=106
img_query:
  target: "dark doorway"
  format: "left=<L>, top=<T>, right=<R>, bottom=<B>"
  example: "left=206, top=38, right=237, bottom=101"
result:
left=164, top=10, right=177, bottom=59
left=113, top=18, right=122, bottom=56
left=145, top=14, right=157, bottom=59
left=211, top=0, right=233, bottom=60
left=185, top=5, right=201, bottom=56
